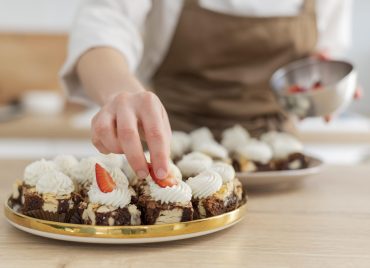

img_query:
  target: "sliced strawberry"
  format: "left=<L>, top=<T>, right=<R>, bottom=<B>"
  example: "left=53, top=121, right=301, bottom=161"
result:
left=95, top=163, right=116, bottom=193
left=148, top=163, right=178, bottom=188
left=287, top=84, right=306, bottom=94
left=312, top=81, right=323, bottom=90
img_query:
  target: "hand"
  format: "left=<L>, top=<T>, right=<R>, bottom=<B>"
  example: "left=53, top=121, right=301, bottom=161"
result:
left=91, top=91, right=172, bottom=179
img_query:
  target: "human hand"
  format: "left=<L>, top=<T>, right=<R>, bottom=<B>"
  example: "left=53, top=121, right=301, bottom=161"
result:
left=91, top=91, right=172, bottom=179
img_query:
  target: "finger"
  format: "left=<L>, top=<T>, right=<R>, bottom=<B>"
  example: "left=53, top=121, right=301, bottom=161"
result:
left=116, top=108, right=148, bottom=179
left=91, top=138, right=110, bottom=154
left=138, top=94, right=170, bottom=179
left=92, top=112, right=122, bottom=154
left=324, top=115, right=333, bottom=123
left=354, top=87, right=363, bottom=100
left=162, top=106, right=172, bottom=140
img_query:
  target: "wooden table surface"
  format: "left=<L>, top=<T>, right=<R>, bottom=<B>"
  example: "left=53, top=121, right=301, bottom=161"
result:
left=1, top=159, right=370, bottom=268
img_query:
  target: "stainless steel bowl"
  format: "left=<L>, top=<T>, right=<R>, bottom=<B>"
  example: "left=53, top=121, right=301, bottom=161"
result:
left=270, top=58, right=357, bottom=118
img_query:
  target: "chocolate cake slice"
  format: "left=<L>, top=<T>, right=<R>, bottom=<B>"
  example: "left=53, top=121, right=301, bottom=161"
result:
left=138, top=194, right=193, bottom=225
left=274, top=152, right=309, bottom=170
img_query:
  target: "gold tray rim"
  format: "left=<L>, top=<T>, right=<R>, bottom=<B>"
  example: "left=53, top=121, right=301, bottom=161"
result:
left=4, top=198, right=247, bottom=239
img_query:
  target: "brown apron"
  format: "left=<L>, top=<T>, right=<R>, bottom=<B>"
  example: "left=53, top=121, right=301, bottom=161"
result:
left=152, top=0, right=317, bottom=138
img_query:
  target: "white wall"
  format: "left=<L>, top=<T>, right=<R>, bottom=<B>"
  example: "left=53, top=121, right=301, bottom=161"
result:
left=0, top=0, right=83, bottom=32
left=347, top=0, right=370, bottom=115
left=0, top=0, right=369, bottom=115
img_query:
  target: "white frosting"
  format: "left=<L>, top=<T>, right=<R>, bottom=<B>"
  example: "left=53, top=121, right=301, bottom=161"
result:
left=193, top=142, right=228, bottom=160
left=109, top=166, right=129, bottom=187
left=97, top=153, right=124, bottom=169
left=186, top=170, right=223, bottom=199
left=236, top=139, right=273, bottom=164
left=221, top=125, right=250, bottom=152
left=53, top=155, right=79, bottom=177
left=121, top=155, right=137, bottom=182
left=71, top=157, right=102, bottom=185
left=176, top=152, right=213, bottom=178
left=209, top=162, right=235, bottom=183
left=190, top=127, right=214, bottom=143
left=148, top=179, right=192, bottom=204
left=260, top=132, right=303, bottom=159
left=36, top=170, right=74, bottom=195
left=170, top=131, right=191, bottom=159
left=24, top=159, right=58, bottom=186
left=260, top=131, right=280, bottom=144
left=169, top=162, right=183, bottom=181
left=88, top=182, right=131, bottom=208
left=269, top=134, right=304, bottom=159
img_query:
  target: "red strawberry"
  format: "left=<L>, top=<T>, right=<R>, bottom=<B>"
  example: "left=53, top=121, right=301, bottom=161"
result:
left=148, top=163, right=178, bottom=188
left=95, top=163, right=116, bottom=193
left=312, top=81, right=323, bottom=90
left=287, top=84, right=306, bottom=94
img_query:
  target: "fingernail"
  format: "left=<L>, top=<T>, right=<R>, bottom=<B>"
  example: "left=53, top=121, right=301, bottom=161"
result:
left=156, top=168, right=167, bottom=179
left=137, top=170, right=148, bottom=179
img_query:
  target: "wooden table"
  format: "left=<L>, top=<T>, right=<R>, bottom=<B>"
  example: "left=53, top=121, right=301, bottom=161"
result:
left=1, top=159, right=370, bottom=268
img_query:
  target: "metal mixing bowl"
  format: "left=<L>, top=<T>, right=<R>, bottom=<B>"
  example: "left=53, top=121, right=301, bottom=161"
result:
left=270, top=58, right=357, bottom=118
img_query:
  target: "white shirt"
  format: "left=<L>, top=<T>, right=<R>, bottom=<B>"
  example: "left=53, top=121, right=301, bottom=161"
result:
left=60, top=0, right=352, bottom=103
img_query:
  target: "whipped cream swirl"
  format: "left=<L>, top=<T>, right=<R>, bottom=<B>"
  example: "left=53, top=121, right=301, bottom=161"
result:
left=109, top=166, right=129, bottom=187
left=193, top=142, right=228, bottom=160
left=236, top=139, right=273, bottom=164
left=221, top=125, right=250, bottom=152
left=53, top=155, right=79, bottom=177
left=186, top=170, right=222, bottom=199
left=24, top=159, right=58, bottom=186
left=209, top=162, right=235, bottom=183
left=88, top=182, right=131, bottom=208
left=70, top=157, right=102, bottom=185
left=190, top=127, right=214, bottom=143
left=97, top=153, right=124, bottom=169
left=36, top=169, right=74, bottom=196
left=176, top=152, right=213, bottom=178
left=148, top=179, right=192, bottom=204
left=121, top=155, right=137, bottom=182
left=171, top=131, right=191, bottom=159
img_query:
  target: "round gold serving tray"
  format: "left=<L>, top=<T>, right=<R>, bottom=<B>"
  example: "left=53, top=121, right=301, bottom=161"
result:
left=4, top=199, right=247, bottom=244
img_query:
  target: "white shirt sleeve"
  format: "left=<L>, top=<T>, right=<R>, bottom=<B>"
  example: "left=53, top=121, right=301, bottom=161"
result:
left=60, top=0, right=152, bottom=103
left=315, top=0, right=352, bottom=58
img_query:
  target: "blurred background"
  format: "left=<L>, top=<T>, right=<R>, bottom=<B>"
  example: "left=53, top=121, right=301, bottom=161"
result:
left=1, top=0, right=370, bottom=164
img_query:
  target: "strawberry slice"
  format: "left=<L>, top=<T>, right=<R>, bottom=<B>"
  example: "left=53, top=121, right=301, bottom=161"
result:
left=312, top=81, right=323, bottom=90
left=287, top=84, right=306, bottom=94
left=95, top=163, right=116, bottom=193
left=148, top=163, right=178, bottom=188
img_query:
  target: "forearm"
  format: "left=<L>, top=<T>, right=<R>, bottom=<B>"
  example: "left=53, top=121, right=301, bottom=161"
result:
left=76, top=47, right=145, bottom=106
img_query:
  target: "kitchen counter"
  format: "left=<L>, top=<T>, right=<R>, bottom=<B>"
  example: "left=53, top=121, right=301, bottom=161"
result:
left=1, top=159, right=370, bottom=267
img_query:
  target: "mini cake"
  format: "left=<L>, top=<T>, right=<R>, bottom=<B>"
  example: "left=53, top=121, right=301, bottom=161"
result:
left=10, top=159, right=58, bottom=207
left=138, top=163, right=193, bottom=225
left=170, top=131, right=191, bottom=162
left=77, top=163, right=141, bottom=226
left=53, top=154, right=79, bottom=177
left=221, top=125, right=250, bottom=153
left=176, top=152, right=213, bottom=179
left=21, top=168, right=80, bottom=222
left=186, top=164, right=243, bottom=219
left=261, top=132, right=309, bottom=170
left=232, top=139, right=274, bottom=172
left=70, top=157, right=102, bottom=198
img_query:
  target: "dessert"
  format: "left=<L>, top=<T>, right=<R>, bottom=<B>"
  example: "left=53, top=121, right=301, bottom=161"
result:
left=10, top=159, right=58, bottom=207
left=176, top=152, right=213, bottom=179
left=221, top=125, right=250, bottom=153
left=261, top=131, right=309, bottom=170
left=138, top=163, right=193, bottom=225
left=21, top=168, right=80, bottom=222
left=53, top=155, right=79, bottom=177
left=76, top=163, right=141, bottom=226
left=170, top=131, right=191, bottom=162
left=232, top=139, right=274, bottom=172
left=69, top=157, right=102, bottom=198
left=187, top=163, right=243, bottom=219
left=190, top=127, right=230, bottom=162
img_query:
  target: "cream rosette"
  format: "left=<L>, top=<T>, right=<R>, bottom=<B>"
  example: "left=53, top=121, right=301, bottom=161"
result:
left=186, top=170, right=223, bottom=199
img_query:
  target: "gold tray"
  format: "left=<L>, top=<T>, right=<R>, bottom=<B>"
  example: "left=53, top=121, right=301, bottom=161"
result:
left=4, top=198, right=247, bottom=244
